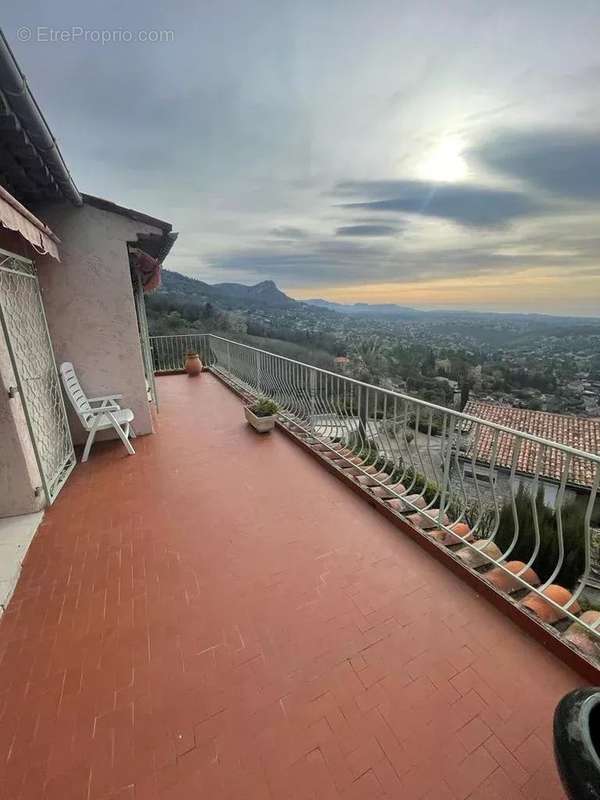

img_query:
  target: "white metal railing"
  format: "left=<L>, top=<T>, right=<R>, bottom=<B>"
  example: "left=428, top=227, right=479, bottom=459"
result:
left=151, top=332, right=600, bottom=640
left=149, top=333, right=213, bottom=373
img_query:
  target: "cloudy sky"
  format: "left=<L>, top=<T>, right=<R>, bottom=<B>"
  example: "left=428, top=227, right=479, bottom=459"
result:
left=5, top=1, right=600, bottom=315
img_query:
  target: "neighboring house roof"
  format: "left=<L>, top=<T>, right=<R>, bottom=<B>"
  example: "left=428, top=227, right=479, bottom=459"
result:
left=461, top=400, right=600, bottom=488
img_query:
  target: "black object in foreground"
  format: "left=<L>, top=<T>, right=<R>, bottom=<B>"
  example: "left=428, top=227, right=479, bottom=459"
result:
left=554, top=688, right=600, bottom=799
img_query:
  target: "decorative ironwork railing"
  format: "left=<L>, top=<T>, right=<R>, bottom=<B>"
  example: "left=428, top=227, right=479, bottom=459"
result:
left=150, top=333, right=600, bottom=640
left=149, top=333, right=214, bottom=373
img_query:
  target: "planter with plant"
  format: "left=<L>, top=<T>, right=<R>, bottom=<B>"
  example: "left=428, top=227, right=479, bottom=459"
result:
left=184, top=352, right=203, bottom=376
left=245, top=398, right=278, bottom=433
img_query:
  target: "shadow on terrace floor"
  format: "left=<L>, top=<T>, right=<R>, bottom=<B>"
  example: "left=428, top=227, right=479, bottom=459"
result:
left=0, top=373, right=581, bottom=799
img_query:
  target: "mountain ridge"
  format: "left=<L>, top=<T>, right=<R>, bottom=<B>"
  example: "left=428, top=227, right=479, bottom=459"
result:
left=304, top=298, right=421, bottom=317
left=160, top=270, right=295, bottom=308
left=158, top=270, right=599, bottom=322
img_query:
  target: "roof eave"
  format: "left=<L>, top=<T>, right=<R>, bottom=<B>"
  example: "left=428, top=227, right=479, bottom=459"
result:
left=82, top=193, right=172, bottom=232
left=0, top=29, right=81, bottom=206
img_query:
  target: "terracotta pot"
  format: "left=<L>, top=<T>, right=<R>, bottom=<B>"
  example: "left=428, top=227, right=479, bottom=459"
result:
left=184, top=354, right=203, bottom=376
left=324, top=448, right=352, bottom=459
left=564, top=611, right=600, bottom=658
left=430, top=522, right=473, bottom=546
left=521, top=584, right=580, bottom=623
left=456, top=539, right=502, bottom=568
left=387, top=493, right=427, bottom=512
left=449, top=522, right=471, bottom=539
left=355, top=475, right=381, bottom=487
left=371, top=481, right=406, bottom=498
left=484, top=560, right=540, bottom=594
left=406, top=510, right=449, bottom=531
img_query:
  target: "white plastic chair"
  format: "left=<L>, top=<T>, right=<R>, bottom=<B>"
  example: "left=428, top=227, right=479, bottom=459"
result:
left=59, top=362, right=136, bottom=462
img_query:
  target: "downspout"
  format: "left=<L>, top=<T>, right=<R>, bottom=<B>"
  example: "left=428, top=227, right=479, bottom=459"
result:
left=0, top=29, right=82, bottom=206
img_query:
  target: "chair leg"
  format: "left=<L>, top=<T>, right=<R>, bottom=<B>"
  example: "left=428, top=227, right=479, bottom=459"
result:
left=129, top=425, right=136, bottom=439
left=82, top=429, right=96, bottom=463
left=110, top=417, right=135, bottom=456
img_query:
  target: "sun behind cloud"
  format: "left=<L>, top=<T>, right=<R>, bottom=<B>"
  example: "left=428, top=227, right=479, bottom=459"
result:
left=417, top=135, right=469, bottom=183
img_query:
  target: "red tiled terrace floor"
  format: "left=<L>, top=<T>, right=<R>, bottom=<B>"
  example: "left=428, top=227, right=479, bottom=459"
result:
left=0, top=374, right=584, bottom=799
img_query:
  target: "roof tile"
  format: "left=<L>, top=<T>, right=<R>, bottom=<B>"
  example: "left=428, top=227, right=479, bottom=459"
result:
left=462, top=401, right=600, bottom=487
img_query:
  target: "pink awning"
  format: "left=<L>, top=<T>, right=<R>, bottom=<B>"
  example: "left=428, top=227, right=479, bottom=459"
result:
left=0, top=185, right=60, bottom=260
left=129, top=247, right=161, bottom=293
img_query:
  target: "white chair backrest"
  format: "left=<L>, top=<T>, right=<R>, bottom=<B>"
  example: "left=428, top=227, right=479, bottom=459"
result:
left=60, top=362, right=92, bottom=424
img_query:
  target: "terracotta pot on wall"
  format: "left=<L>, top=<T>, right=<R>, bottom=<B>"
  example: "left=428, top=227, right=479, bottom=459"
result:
left=184, top=353, right=203, bottom=376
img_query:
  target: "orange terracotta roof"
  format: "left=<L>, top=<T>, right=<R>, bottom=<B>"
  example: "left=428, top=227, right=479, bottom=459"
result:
left=462, top=400, right=600, bottom=488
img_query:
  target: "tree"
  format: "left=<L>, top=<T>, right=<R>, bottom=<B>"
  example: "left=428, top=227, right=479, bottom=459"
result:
left=226, top=311, right=248, bottom=334
left=352, top=336, right=384, bottom=384
left=422, top=348, right=436, bottom=375
left=494, top=486, right=586, bottom=590
left=351, top=337, right=385, bottom=445
left=460, top=381, right=471, bottom=410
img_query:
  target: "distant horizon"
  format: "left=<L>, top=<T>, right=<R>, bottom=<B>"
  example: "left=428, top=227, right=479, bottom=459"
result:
left=164, top=266, right=600, bottom=320
left=292, top=291, right=600, bottom=319
left=296, top=295, right=600, bottom=320
left=288, top=269, right=600, bottom=318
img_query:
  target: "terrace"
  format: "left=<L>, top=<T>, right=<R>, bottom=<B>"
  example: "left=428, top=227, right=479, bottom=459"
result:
left=0, top=336, right=598, bottom=799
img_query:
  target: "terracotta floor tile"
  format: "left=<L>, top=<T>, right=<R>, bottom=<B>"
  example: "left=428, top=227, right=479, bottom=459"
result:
left=342, top=768, right=384, bottom=799
left=444, top=744, right=498, bottom=799
left=400, top=762, right=441, bottom=799
left=371, top=755, right=402, bottom=796
left=467, top=766, right=527, bottom=800
left=521, top=764, right=567, bottom=800
left=483, top=735, right=529, bottom=788
left=0, top=375, right=584, bottom=799
left=513, top=732, right=552, bottom=776
left=456, top=716, right=493, bottom=754
left=423, top=780, right=456, bottom=800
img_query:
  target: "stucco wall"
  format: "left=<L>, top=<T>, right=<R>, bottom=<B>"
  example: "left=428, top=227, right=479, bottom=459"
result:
left=0, top=233, right=44, bottom=515
left=33, top=202, right=161, bottom=445
left=451, top=460, right=594, bottom=514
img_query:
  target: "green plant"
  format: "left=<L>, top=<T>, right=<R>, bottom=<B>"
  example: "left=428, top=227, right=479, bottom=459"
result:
left=407, top=412, right=445, bottom=437
left=578, top=597, right=600, bottom=613
left=249, top=398, right=278, bottom=417
left=383, top=418, right=414, bottom=443
left=493, top=485, right=586, bottom=589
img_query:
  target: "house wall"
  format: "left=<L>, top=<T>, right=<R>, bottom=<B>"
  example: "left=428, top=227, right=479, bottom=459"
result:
left=0, top=234, right=44, bottom=516
left=33, top=202, right=162, bottom=445
left=452, top=461, right=597, bottom=517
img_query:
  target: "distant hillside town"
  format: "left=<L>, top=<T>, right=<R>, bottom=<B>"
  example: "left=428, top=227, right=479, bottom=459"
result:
left=146, top=269, right=600, bottom=419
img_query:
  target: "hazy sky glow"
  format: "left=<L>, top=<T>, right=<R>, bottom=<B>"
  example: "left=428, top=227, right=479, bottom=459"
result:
left=5, top=1, right=600, bottom=314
